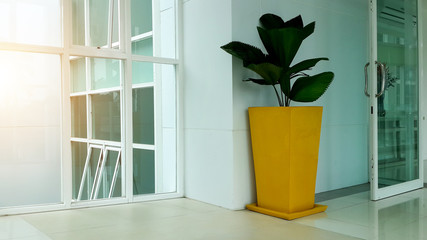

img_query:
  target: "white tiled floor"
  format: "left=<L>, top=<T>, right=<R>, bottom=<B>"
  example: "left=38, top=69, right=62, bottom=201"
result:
left=1, top=189, right=427, bottom=240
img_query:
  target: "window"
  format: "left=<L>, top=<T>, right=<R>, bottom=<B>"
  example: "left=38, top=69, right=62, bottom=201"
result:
left=0, top=0, right=180, bottom=213
left=132, top=63, right=177, bottom=196
left=70, top=57, right=124, bottom=201
left=69, top=0, right=179, bottom=204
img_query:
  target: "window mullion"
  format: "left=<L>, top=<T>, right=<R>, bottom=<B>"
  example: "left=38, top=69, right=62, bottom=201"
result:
left=132, top=54, right=179, bottom=65
left=123, top=0, right=134, bottom=202
left=69, top=46, right=127, bottom=59
left=84, top=0, right=90, bottom=46
left=107, top=0, right=114, bottom=48
left=84, top=0, right=92, bottom=148
left=86, top=57, right=92, bottom=141
left=62, top=0, right=73, bottom=209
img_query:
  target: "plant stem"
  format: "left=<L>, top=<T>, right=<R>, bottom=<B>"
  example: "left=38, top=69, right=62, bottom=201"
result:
left=272, top=85, right=283, bottom=106
left=281, top=90, right=284, bottom=107
left=285, top=97, right=290, bottom=107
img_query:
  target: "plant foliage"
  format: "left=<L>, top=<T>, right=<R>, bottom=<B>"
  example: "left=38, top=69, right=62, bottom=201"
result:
left=221, top=14, right=334, bottom=106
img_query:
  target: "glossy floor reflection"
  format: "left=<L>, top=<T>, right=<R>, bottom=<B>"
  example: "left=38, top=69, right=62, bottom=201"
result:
left=297, top=189, right=427, bottom=240
left=1, top=189, right=427, bottom=239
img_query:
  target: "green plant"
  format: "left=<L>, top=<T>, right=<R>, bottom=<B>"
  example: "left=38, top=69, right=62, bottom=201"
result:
left=221, top=14, right=334, bottom=107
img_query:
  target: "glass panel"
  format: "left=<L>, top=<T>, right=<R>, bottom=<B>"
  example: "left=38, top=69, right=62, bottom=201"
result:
left=0, top=0, right=61, bottom=47
left=112, top=0, right=119, bottom=46
left=92, top=92, right=121, bottom=142
left=91, top=58, right=121, bottom=90
left=71, top=57, right=86, bottom=93
left=72, top=141, right=87, bottom=199
left=78, top=147, right=102, bottom=201
left=90, top=0, right=111, bottom=47
left=72, top=0, right=118, bottom=47
left=97, top=150, right=121, bottom=199
left=131, top=0, right=176, bottom=58
left=133, top=87, right=154, bottom=145
left=377, top=0, right=419, bottom=188
left=132, top=61, right=154, bottom=84
left=131, top=0, right=153, bottom=55
left=71, top=96, right=87, bottom=138
left=131, top=0, right=152, bottom=37
left=132, top=38, right=153, bottom=56
left=72, top=0, right=85, bottom=45
left=0, top=51, right=61, bottom=207
left=133, top=149, right=155, bottom=195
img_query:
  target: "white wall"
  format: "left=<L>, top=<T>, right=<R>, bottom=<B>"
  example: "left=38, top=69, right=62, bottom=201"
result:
left=184, top=0, right=370, bottom=209
left=183, top=0, right=235, bottom=208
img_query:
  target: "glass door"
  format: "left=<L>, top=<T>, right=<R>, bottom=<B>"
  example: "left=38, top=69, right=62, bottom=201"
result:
left=368, top=0, right=423, bottom=200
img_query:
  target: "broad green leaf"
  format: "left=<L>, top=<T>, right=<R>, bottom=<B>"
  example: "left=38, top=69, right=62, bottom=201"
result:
left=243, top=78, right=274, bottom=85
left=260, top=14, right=304, bottom=30
left=302, top=22, right=315, bottom=39
left=220, top=41, right=266, bottom=66
left=289, top=72, right=334, bottom=102
left=288, top=58, right=328, bottom=76
left=257, top=27, right=279, bottom=64
left=282, top=15, right=304, bottom=29
left=279, top=71, right=291, bottom=97
left=246, top=63, right=282, bottom=85
left=259, top=14, right=285, bottom=30
left=266, top=28, right=305, bottom=68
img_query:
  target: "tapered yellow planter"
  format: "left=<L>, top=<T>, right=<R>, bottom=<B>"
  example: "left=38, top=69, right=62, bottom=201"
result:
left=246, top=106, right=327, bottom=220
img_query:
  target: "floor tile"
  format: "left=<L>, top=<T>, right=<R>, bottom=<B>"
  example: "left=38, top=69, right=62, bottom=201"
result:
left=0, top=217, right=49, bottom=240
left=3, top=189, right=427, bottom=240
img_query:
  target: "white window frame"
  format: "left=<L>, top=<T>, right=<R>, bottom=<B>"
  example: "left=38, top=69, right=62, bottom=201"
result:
left=0, top=0, right=183, bottom=216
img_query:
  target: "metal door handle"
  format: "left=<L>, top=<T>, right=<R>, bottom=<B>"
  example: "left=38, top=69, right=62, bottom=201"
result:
left=364, top=62, right=370, bottom=97
left=375, top=61, right=386, bottom=98
left=364, top=61, right=386, bottom=98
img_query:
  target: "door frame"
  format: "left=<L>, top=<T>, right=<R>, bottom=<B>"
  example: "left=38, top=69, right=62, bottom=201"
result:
left=369, top=0, right=424, bottom=201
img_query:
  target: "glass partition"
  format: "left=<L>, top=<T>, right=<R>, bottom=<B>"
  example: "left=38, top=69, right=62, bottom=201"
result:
left=131, top=0, right=176, bottom=58
left=0, top=0, right=61, bottom=47
left=133, top=87, right=154, bottom=145
left=91, top=58, right=120, bottom=90
left=92, top=92, right=121, bottom=142
left=0, top=0, right=179, bottom=214
left=72, top=142, right=87, bottom=199
left=70, top=56, right=123, bottom=202
left=0, top=51, right=61, bottom=207
left=131, top=0, right=153, bottom=55
left=77, top=146, right=102, bottom=201
left=132, top=63, right=177, bottom=195
left=376, top=0, right=419, bottom=188
left=71, top=96, right=87, bottom=138
left=132, top=61, right=154, bottom=84
left=71, top=57, right=86, bottom=93
left=72, top=0, right=119, bottom=48
left=97, top=149, right=122, bottom=198
left=133, top=149, right=155, bottom=195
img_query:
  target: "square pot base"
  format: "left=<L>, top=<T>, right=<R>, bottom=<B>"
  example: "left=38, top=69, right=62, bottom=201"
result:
left=246, top=203, right=328, bottom=220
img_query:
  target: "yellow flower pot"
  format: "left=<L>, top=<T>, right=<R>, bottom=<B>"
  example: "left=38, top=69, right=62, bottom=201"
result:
left=246, top=106, right=327, bottom=220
